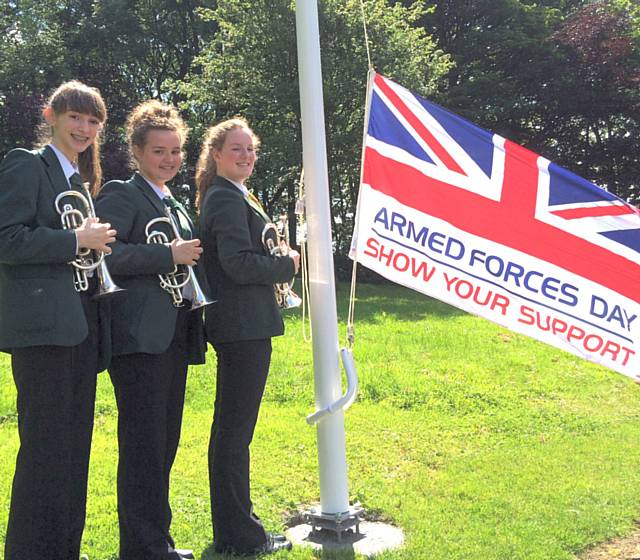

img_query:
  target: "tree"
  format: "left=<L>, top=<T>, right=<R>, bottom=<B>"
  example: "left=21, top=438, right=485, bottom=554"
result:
left=403, top=0, right=639, bottom=202
left=545, top=0, right=640, bottom=202
left=177, top=0, right=452, bottom=253
left=0, top=0, right=217, bottom=184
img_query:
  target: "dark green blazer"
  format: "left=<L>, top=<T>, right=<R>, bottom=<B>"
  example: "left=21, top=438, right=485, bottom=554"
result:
left=199, top=176, right=295, bottom=344
left=95, top=172, right=206, bottom=363
left=0, top=147, right=106, bottom=356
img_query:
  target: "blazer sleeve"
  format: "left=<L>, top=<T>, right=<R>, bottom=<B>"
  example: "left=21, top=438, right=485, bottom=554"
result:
left=95, top=180, right=175, bottom=276
left=204, top=186, right=294, bottom=285
left=0, top=149, right=77, bottom=265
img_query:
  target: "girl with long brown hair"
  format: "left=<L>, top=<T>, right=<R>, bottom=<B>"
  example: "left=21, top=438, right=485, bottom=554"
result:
left=196, top=118, right=298, bottom=556
left=0, top=80, right=115, bottom=560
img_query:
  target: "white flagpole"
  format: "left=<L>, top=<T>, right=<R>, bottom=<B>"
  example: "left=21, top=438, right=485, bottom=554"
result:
left=294, top=0, right=350, bottom=515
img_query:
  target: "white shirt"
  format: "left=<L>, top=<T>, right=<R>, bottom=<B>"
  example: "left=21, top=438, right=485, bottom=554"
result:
left=49, top=144, right=79, bottom=188
left=49, top=144, right=80, bottom=253
left=220, top=175, right=249, bottom=198
left=140, top=173, right=170, bottom=201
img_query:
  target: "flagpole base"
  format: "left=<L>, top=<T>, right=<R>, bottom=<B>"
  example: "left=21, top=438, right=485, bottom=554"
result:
left=287, top=507, right=404, bottom=557
left=303, top=505, right=365, bottom=542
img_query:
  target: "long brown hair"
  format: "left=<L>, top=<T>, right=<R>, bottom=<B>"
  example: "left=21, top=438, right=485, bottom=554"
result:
left=195, top=117, right=260, bottom=210
left=39, top=80, right=107, bottom=194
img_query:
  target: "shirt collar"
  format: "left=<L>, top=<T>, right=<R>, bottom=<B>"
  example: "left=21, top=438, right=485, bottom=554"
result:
left=48, top=144, right=78, bottom=185
left=220, top=175, right=249, bottom=197
left=139, top=173, right=170, bottom=200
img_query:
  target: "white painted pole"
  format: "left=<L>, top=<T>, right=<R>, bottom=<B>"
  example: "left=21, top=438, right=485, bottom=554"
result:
left=295, top=0, right=350, bottom=514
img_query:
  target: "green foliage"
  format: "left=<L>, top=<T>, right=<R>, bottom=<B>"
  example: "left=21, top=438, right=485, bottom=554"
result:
left=416, top=0, right=640, bottom=203
left=1, top=0, right=636, bottom=248
left=2, top=284, right=640, bottom=559
left=0, top=0, right=217, bottom=185
left=175, top=0, right=452, bottom=252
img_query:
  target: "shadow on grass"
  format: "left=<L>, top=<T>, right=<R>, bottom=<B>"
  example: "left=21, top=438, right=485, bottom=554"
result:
left=199, top=542, right=227, bottom=559
left=200, top=540, right=356, bottom=559
left=312, top=548, right=357, bottom=559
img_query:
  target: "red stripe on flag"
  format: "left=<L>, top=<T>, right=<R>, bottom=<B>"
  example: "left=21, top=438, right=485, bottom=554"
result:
left=362, top=147, right=640, bottom=302
left=551, top=205, right=636, bottom=219
left=499, top=139, right=540, bottom=218
left=374, top=74, right=467, bottom=176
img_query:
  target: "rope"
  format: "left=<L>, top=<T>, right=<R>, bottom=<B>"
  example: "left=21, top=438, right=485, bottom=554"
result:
left=344, top=3, right=376, bottom=348
left=296, top=169, right=313, bottom=342
left=360, top=0, right=373, bottom=70
left=345, top=68, right=377, bottom=349
left=303, top=5, right=372, bottom=349
left=346, top=254, right=357, bottom=349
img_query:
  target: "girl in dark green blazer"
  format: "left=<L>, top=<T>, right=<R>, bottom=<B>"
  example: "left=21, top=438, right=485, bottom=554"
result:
left=0, top=80, right=115, bottom=560
left=196, top=118, right=299, bottom=556
left=95, top=101, right=205, bottom=560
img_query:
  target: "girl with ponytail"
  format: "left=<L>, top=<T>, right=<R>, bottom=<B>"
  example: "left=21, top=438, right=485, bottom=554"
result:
left=196, top=118, right=298, bottom=555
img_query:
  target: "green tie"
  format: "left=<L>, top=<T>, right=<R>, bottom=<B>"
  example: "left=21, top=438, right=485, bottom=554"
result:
left=163, top=196, right=192, bottom=240
left=69, top=172, right=84, bottom=191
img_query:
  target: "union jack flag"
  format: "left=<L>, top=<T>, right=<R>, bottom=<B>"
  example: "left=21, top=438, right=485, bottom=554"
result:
left=352, top=73, right=640, bottom=378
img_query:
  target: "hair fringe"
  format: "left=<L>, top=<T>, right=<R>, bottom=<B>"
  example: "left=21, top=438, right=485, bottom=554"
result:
left=37, top=80, right=107, bottom=194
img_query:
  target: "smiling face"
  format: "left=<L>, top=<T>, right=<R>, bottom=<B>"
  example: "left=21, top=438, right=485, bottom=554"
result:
left=213, top=127, right=257, bottom=184
left=133, top=129, right=183, bottom=187
left=44, top=108, right=103, bottom=163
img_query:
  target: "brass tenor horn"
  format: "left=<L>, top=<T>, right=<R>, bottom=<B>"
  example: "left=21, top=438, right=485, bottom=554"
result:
left=261, top=215, right=302, bottom=309
left=54, top=186, right=123, bottom=298
left=145, top=208, right=213, bottom=310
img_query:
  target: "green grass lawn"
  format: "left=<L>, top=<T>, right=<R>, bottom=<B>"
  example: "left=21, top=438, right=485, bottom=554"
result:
left=1, top=282, right=640, bottom=559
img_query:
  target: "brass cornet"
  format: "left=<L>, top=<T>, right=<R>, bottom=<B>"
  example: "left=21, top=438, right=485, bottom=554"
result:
left=261, top=215, right=302, bottom=309
left=55, top=186, right=123, bottom=298
left=145, top=207, right=213, bottom=310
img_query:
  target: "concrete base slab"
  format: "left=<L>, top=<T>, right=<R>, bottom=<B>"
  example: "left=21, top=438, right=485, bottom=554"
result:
left=287, top=521, right=404, bottom=557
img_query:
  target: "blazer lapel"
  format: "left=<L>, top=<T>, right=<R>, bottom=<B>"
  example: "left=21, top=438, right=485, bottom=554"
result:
left=40, top=146, right=70, bottom=197
left=215, top=176, right=271, bottom=225
left=131, top=172, right=167, bottom=216
left=133, top=173, right=196, bottom=238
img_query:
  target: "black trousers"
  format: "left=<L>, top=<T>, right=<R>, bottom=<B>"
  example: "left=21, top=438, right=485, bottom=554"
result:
left=109, top=308, right=189, bottom=560
left=5, top=296, right=99, bottom=560
left=210, top=338, right=271, bottom=554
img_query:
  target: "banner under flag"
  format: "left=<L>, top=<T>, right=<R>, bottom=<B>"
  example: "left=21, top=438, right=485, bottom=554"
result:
left=350, top=73, right=640, bottom=380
